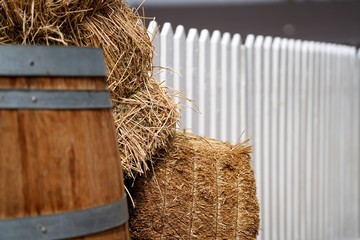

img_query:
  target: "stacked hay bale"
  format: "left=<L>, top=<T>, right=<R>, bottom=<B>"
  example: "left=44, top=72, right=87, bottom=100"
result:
left=129, top=132, right=259, bottom=239
left=0, top=0, right=178, bottom=178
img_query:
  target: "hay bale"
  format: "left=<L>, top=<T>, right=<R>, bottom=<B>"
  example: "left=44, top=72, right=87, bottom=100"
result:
left=114, top=78, right=178, bottom=177
left=128, top=132, right=260, bottom=239
left=0, top=0, right=178, bottom=178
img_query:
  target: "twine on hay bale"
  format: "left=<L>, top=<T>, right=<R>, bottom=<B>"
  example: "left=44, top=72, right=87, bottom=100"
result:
left=128, top=132, right=260, bottom=240
left=0, top=0, right=178, bottom=178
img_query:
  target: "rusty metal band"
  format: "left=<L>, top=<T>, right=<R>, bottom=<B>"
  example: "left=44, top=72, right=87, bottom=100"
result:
left=0, top=90, right=112, bottom=109
left=0, top=196, right=128, bottom=240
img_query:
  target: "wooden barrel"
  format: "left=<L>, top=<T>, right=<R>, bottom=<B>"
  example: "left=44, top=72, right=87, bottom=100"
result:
left=0, top=45, right=129, bottom=240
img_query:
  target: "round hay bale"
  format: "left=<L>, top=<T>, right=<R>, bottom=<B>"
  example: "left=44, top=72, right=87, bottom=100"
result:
left=128, top=132, right=260, bottom=239
left=0, top=0, right=178, bottom=178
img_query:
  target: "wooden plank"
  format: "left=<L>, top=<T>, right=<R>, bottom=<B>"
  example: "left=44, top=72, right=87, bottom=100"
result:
left=173, top=25, right=186, bottom=128
left=230, top=33, right=241, bottom=144
left=198, top=29, right=210, bottom=137
left=278, top=38, right=288, bottom=240
left=185, top=28, right=199, bottom=133
left=209, top=30, right=221, bottom=139
left=292, top=39, right=302, bottom=240
left=159, top=22, right=174, bottom=87
left=299, top=40, right=309, bottom=240
left=253, top=34, right=264, bottom=240
left=343, top=46, right=356, bottom=238
left=317, top=42, right=326, bottom=240
left=323, top=42, right=332, bottom=240
left=262, top=36, right=272, bottom=240
left=220, top=32, right=231, bottom=142
left=331, top=43, right=341, bottom=240
left=270, top=37, right=280, bottom=240
left=244, top=34, right=255, bottom=141
left=239, top=42, right=247, bottom=142
left=285, top=38, right=295, bottom=240
left=305, top=41, right=315, bottom=240
left=356, top=49, right=360, bottom=238
left=311, top=42, right=321, bottom=240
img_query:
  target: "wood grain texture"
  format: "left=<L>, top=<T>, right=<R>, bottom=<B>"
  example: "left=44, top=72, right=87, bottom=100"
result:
left=0, top=77, right=129, bottom=239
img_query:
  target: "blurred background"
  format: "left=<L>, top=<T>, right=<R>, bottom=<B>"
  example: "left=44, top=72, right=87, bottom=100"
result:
left=127, top=0, right=360, bottom=47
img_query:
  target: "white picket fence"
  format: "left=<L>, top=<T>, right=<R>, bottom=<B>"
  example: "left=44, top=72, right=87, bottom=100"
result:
left=147, top=20, right=360, bottom=240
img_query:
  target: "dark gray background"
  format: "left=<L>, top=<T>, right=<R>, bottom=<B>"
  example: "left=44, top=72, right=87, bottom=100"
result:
left=138, top=1, right=360, bottom=47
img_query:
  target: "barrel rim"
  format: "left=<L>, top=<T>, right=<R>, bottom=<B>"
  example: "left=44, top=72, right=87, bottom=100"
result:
left=0, top=45, right=107, bottom=77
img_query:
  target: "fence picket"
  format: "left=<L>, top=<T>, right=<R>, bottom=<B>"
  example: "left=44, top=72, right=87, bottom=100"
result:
left=253, top=34, right=264, bottom=240
left=185, top=28, right=199, bottom=133
left=278, top=38, right=288, bottom=240
left=173, top=25, right=186, bottom=127
left=293, top=39, right=302, bottom=240
left=210, top=30, right=221, bottom=139
left=147, top=20, right=160, bottom=74
left=159, top=22, right=174, bottom=86
left=245, top=34, right=255, bottom=141
left=198, top=29, right=210, bottom=137
left=262, top=36, right=272, bottom=240
left=147, top=21, right=360, bottom=240
left=323, top=43, right=332, bottom=240
left=299, top=40, right=308, bottom=240
left=317, top=42, right=326, bottom=240
left=356, top=50, right=360, bottom=237
left=220, top=33, right=231, bottom=142
left=312, top=42, right=321, bottom=240
left=286, top=38, right=295, bottom=240
left=270, top=37, right=281, bottom=240
left=230, top=33, right=242, bottom=144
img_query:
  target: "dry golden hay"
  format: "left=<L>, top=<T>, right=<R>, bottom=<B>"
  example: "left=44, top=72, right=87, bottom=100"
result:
left=0, top=0, right=178, bottom=178
left=114, top=78, right=178, bottom=178
left=128, top=132, right=260, bottom=240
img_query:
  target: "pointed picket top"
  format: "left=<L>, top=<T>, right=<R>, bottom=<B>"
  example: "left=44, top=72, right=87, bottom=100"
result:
left=273, top=37, right=281, bottom=50
left=187, top=28, right=199, bottom=42
left=174, top=25, right=186, bottom=41
left=308, top=40, right=315, bottom=54
left=147, top=20, right=158, bottom=41
left=245, top=34, right=255, bottom=47
left=210, top=30, right=221, bottom=44
left=231, top=33, right=241, bottom=48
left=288, top=38, right=295, bottom=50
left=199, top=29, right=210, bottom=43
left=161, top=22, right=173, bottom=37
left=280, top=37, right=289, bottom=50
left=254, top=35, right=264, bottom=48
left=294, top=39, right=302, bottom=52
left=263, top=36, right=272, bottom=48
left=221, top=32, right=231, bottom=46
